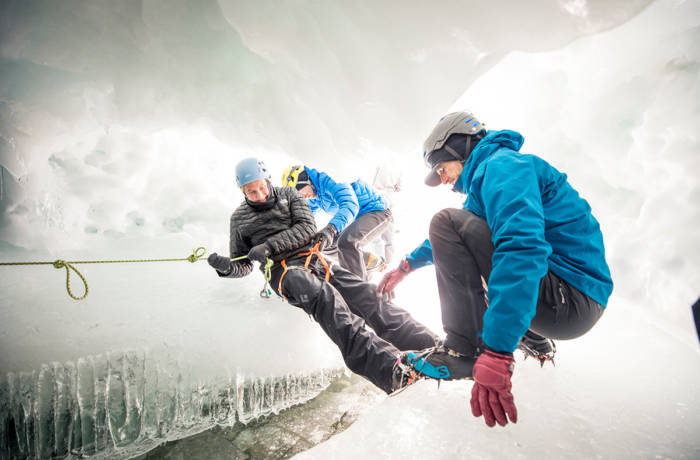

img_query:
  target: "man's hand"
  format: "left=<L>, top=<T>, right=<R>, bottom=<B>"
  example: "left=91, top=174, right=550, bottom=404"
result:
left=376, top=259, right=411, bottom=296
left=470, top=350, right=517, bottom=427
left=207, top=252, right=231, bottom=274
left=247, top=244, right=271, bottom=264
left=313, top=224, right=338, bottom=251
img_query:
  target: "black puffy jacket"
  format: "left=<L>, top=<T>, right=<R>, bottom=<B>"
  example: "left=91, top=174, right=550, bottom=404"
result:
left=223, top=186, right=317, bottom=278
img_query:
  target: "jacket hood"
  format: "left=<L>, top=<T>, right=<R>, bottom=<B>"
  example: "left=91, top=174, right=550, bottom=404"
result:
left=453, top=129, right=525, bottom=194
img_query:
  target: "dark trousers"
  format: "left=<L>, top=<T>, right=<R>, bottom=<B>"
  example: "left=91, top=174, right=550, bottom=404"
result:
left=429, top=208, right=604, bottom=356
left=269, top=257, right=438, bottom=394
left=338, top=209, right=393, bottom=281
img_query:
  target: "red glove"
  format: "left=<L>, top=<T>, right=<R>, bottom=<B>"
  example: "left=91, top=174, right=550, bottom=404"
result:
left=376, top=259, right=411, bottom=296
left=470, top=350, right=517, bottom=427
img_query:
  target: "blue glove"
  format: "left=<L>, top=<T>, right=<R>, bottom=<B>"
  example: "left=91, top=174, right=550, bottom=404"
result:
left=208, top=253, right=231, bottom=274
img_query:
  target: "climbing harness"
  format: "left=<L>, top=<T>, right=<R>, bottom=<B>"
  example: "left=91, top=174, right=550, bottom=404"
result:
left=0, top=247, right=207, bottom=301
left=276, top=241, right=330, bottom=302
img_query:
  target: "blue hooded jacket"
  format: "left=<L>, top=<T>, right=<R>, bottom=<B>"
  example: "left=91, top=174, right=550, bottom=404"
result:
left=304, top=166, right=387, bottom=233
left=405, top=130, right=613, bottom=353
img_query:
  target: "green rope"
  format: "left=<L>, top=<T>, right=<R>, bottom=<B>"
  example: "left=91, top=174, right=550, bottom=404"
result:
left=263, top=258, right=273, bottom=282
left=0, top=248, right=279, bottom=302
left=230, top=255, right=273, bottom=298
left=260, top=258, right=274, bottom=298
left=0, top=247, right=208, bottom=301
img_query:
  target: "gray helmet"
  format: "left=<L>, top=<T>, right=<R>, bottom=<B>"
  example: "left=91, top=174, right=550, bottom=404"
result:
left=235, top=157, right=271, bottom=187
left=422, top=111, right=486, bottom=186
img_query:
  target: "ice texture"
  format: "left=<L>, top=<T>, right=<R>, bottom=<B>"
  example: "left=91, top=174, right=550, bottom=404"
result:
left=1, top=0, right=699, bottom=459
left=0, top=349, right=342, bottom=459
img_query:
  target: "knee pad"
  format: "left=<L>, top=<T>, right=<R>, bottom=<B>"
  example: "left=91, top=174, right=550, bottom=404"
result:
left=281, top=268, right=323, bottom=307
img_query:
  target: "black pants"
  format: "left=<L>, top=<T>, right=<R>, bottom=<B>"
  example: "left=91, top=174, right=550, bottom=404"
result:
left=429, top=208, right=604, bottom=357
left=269, top=256, right=438, bottom=394
left=338, top=209, right=393, bottom=281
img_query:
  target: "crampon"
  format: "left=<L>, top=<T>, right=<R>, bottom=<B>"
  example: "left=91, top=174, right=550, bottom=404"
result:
left=518, top=336, right=556, bottom=367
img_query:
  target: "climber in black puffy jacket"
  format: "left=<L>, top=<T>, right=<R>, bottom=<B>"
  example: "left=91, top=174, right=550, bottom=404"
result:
left=207, top=157, right=439, bottom=394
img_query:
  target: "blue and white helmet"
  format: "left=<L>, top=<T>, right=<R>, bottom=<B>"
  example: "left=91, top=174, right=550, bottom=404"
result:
left=235, top=157, right=271, bottom=187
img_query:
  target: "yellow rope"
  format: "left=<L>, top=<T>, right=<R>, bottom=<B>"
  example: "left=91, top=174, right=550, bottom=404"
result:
left=259, top=258, right=274, bottom=298
left=230, top=254, right=273, bottom=297
left=0, top=248, right=279, bottom=302
left=0, top=247, right=208, bottom=301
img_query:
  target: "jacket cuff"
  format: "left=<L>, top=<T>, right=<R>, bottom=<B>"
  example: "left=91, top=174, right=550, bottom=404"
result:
left=484, top=344, right=513, bottom=357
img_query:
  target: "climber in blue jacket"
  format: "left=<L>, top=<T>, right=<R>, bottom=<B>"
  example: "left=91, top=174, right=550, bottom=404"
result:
left=282, top=165, right=392, bottom=281
left=377, top=111, right=613, bottom=428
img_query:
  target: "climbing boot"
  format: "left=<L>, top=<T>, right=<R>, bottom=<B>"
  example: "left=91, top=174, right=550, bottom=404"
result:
left=400, top=345, right=475, bottom=380
left=390, top=358, right=421, bottom=395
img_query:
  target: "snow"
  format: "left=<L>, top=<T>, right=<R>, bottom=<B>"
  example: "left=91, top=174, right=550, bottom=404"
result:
left=297, top=301, right=700, bottom=459
left=1, top=0, right=699, bottom=458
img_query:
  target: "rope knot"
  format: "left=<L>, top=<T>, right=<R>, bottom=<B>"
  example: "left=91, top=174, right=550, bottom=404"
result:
left=187, top=247, right=206, bottom=263
left=53, top=259, right=66, bottom=269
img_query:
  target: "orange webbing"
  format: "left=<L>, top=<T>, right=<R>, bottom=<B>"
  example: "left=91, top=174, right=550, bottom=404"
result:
left=276, top=241, right=331, bottom=301
left=278, top=259, right=289, bottom=301
left=300, top=241, right=331, bottom=282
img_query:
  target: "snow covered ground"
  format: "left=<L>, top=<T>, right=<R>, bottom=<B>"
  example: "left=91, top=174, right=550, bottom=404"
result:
left=297, top=301, right=700, bottom=459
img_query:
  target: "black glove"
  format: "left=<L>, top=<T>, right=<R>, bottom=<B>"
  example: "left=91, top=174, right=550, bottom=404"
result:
left=247, top=243, right=271, bottom=264
left=313, top=224, right=338, bottom=251
left=208, top=252, right=231, bottom=274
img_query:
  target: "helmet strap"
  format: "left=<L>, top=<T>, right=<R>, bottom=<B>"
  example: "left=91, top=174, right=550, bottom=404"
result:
left=443, top=143, right=466, bottom=162
left=444, top=133, right=480, bottom=164
left=464, top=136, right=472, bottom=163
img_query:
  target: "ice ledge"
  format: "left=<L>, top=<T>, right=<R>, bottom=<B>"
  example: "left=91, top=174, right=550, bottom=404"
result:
left=0, top=349, right=343, bottom=459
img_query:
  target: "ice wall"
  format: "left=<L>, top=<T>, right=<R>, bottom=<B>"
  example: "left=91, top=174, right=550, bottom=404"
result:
left=0, top=0, right=651, bottom=253
left=0, top=348, right=342, bottom=459
left=3, top=0, right=691, bottom=458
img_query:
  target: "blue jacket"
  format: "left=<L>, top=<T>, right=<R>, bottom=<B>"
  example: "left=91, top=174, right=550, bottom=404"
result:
left=305, top=166, right=387, bottom=233
left=406, top=130, right=613, bottom=353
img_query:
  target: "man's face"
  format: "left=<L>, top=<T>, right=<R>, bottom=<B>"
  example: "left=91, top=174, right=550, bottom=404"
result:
left=297, top=184, right=317, bottom=199
left=243, top=179, right=270, bottom=202
left=435, top=160, right=464, bottom=186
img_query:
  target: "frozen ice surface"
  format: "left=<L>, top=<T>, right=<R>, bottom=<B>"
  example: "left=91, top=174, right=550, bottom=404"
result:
left=136, top=374, right=384, bottom=460
left=297, top=302, right=700, bottom=460
left=0, top=346, right=343, bottom=459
